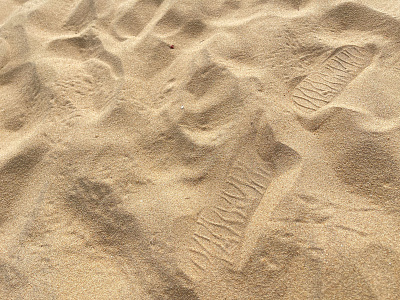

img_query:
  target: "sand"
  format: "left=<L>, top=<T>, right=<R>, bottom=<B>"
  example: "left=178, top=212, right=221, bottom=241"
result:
left=1, top=0, right=400, bottom=299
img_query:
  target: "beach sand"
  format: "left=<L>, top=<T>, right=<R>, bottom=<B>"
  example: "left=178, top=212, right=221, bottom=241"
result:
left=1, top=0, right=400, bottom=299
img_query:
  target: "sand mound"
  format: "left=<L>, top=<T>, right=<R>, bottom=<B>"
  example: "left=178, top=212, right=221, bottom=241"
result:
left=1, top=0, right=400, bottom=299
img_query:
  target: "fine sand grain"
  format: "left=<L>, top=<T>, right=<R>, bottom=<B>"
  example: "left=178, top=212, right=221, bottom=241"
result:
left=1, top=0, right=400, bottom=299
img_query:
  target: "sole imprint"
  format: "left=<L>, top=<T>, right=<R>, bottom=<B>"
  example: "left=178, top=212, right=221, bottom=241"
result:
left=187, top=132, right=274, bottom=281
left=292, top=45, right=375, bottom=114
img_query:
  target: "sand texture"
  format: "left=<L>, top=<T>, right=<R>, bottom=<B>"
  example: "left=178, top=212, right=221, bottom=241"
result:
left=1, top=0, right=400, bottom=299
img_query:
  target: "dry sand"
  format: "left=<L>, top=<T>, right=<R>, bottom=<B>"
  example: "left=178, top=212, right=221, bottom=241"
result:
left=1, top=0, right=400, bottom=299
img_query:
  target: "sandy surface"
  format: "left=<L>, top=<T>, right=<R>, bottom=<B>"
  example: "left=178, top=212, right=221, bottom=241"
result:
left=1, top=0, right=400, bottom=299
